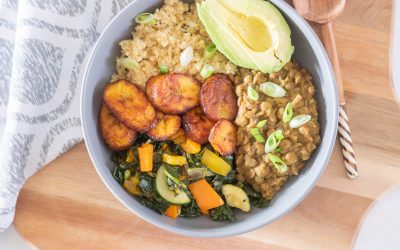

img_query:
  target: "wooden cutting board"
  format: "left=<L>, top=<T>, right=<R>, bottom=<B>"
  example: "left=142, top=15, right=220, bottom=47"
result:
left=14, top=0, right=399, bottom=249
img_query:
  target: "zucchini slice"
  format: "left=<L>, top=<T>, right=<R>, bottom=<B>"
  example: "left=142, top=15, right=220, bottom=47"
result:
left=222, top=184, right=250, bottom=212
left=156, top=165, right=190, bottom=205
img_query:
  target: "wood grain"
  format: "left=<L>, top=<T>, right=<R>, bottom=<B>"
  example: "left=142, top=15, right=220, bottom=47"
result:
left=14, top=0, right=399, bottom=249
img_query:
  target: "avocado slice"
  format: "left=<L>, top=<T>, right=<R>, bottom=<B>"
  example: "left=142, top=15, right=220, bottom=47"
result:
left=197, top=0, right=294, bottom=73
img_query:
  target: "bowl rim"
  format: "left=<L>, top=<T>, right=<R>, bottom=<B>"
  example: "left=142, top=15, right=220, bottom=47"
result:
left=80, top=0, right=338, bottom=238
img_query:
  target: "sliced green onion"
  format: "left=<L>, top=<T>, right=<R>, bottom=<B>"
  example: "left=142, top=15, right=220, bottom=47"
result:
left=289, top=114, right=311, bottom=128
left=118, top=57, right=139, bottom=69
left=200, top=64, right=215, bottom=78
left=260, top=82, right=286, bottom=98
left=265, top=130, right=284, bottom=153
left=274, top=147, right=282, bottom=153
left=267, top=153, right=288, bottom=172
left=256, top=120, right=267, bottom=128
left=283, top=102, right=293, bottom=123
left=250, top=128, right=265, bottom=142
left=159, top=64, right=169, bottom=73
left=204, top=43, right=217, bottom=59
left=124, top=170, right=131, bottom=180
left=247, top=86, right=259, bottom=101
left=135, top=13, right=157, bottom=25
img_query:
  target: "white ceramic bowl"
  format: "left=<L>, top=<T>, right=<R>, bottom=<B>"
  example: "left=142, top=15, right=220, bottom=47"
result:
left=81, top=0, right=338, bottom=237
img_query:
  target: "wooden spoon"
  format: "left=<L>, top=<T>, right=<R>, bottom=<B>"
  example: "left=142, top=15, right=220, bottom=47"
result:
left=292, top=0, right=359, bottom=179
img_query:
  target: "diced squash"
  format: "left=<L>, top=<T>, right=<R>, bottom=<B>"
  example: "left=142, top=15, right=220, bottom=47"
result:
left=181, top=138, right=201, bottom=154
left=200, top=208, right=209, bottom=215
left=125, top=148, right=135, bottom=163
left=161, top=144, right=169, bottom=151
left=201, top=149, right=231, bottom=176
left=138, top=144, right=153, bottom=172
left=123, top=175, right=141, bottom=196
left=188, top=179, right=224, bottom=210
left=164, top=205, right=180, bottom=219
left=163, top=153, right=187, bottom=166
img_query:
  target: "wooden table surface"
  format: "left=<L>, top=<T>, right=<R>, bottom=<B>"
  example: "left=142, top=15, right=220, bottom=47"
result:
left=14, top=0, right=399, bottom=249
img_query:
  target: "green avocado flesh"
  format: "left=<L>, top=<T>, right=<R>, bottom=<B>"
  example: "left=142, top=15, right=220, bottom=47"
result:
left=197, top=0, right=294, bottom=73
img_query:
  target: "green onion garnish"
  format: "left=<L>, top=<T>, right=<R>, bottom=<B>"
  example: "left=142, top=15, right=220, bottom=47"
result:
left=118, top=57, right=139, bottom=69
left=267, top=153, right=288, bottom=172
left=289, top=114, right=311, bottom=128
left=204, top=43, right=217, bottom=59
left=283, top=102, right=293, bottom=123
left=260, top=82, right=286, bottom=98
left=265, top=130, right=284, bottom=153
left=159, top=64, right=169, bottom=74
left=250, top=128, right=265, bottom=142
left=274, top=147, right=282, bottom=153
left=247, top=86, right=259, bottom=101
left=200, top=64, right=215, bottom=78
left=135, top=13, right=157, bottom=25
left=124, top=170, right=131, bottom=180
left=256, top=120, right=267, bottom=128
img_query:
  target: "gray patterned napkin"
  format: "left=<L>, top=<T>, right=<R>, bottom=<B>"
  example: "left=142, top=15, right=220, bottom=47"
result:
left=0, top=0, right=131, bottom=231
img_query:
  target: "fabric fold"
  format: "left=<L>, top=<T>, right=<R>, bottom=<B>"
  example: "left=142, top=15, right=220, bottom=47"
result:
left=0, top=0, right=131, bottom=231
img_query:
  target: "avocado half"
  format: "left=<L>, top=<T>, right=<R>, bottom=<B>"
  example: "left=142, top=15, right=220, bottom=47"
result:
left=197, top=0, right=294, bottom=73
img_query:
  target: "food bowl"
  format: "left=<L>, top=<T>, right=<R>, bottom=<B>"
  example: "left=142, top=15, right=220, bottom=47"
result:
left=80, top=0, right=338, bottom=237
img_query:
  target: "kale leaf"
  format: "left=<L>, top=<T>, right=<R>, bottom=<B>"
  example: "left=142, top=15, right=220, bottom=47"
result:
left=164, top=163, right=185, bottom=178
left=112, top=166, right=125, bottom=185
left=206, top=169, right=236, bottom=192
left=111, top=151, right=127, bottom=165
left=242, top=183, right=271, bottom=208
left=138, top=196, right=169, bottom=215
left=180, top=200, right=200, bottom=218
left=210, top=204, right=235, bottom=222
left=137, top=172, right=170, bottom=214
left=138, top=173, right=156, bottom=197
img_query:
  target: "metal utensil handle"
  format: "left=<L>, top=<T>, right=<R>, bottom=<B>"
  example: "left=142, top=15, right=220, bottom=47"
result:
left=338, top=105, right=358, bottom=179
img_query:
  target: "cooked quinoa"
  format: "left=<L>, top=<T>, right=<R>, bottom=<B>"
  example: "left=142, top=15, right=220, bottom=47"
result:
left=112, top=0, right=238, bottom=89
left=113, top=0, right=320, bottom=200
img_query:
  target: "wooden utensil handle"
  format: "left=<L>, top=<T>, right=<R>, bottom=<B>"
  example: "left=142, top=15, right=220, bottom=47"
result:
left=320, top=22, right=346, bottom=105
left=338, top=104, right=358, bottom=179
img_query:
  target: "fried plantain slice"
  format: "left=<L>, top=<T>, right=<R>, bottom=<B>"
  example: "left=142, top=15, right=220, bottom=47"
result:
left=99, top=104, right=137, bottom=151
left=146, top=73, right=201, bottom=114
left=147, top=112, right=182, bottom=141
left=183, top=106, right=215, bottom=144
left=103, top=80, right=157, bottom=132
left=200, top=74, right=238, bottom=121
left=169, top=128, right=187, bottom=145
left=208, top=119, right=237, bottom=156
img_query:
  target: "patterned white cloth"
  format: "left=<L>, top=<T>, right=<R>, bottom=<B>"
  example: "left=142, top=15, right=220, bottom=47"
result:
left=0, top=0, right=131, bottom=231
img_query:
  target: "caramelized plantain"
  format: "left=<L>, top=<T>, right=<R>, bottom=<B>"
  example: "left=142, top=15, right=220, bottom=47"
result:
left=147, top=112, right=182, bottom=141
left=169, top=128, right=187, bottom=145
left=99, top=104, right=137, bottom=151
left=208, top=119, right=237, bottom=156
left=146, top=73, right=201, bottom=114
left=200, top=74, right=238, bottom=121
left=183, top=107, right=215, bottom=144
left=103, top=80, right=157, bottom=132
